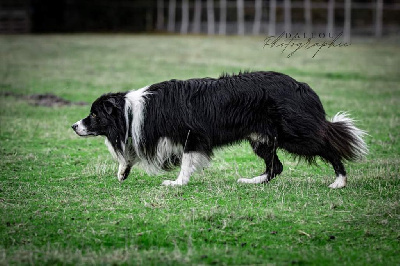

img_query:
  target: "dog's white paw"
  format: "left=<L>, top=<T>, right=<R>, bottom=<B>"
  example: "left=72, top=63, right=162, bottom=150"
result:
left=117, top=164, right=131, bottom=182
left=162, top=180, right=184, bottom=186
left=237, top=178, right=253, bottom=184
left=328, top=175, right=347, bottom=189
left=328, top=181, right=346, bottom=189
left=117, top=174, right=125, bottom=182
left=237, top=174, right=269, bottom=184
left=117, top=170, right=128, bottom=182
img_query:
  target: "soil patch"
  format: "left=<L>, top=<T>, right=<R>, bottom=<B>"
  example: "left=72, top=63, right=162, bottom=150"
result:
left=1, top=92, right=88, bottom=107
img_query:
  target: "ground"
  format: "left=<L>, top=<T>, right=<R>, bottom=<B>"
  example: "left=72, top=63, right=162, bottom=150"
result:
left=0, top=35, right=399, bottom=265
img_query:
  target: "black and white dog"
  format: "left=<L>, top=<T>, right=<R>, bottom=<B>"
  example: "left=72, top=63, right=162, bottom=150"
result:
left=72, top=71, right=368, bottom=188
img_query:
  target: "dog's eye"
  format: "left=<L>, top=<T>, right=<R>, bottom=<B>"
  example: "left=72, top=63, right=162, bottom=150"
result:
left=91, top=113, right=96, bottom=118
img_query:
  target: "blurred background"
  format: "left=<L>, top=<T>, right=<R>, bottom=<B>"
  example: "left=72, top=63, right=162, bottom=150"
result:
left=1, top=0, right=399, bottom=40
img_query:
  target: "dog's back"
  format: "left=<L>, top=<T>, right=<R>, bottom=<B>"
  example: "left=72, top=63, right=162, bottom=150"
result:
left=143, top=71, right=325, bottom=148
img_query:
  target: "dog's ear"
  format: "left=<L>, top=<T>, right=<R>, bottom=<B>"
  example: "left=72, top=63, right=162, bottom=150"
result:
left=104, top=98, right=116, bottom=115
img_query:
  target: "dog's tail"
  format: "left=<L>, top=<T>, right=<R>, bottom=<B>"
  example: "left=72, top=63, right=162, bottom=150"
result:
left=326, top=112, right=368, bottom=161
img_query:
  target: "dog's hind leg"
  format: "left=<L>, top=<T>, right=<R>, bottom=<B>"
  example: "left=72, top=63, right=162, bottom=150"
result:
left=323, top=154, right=347, bottom=189
left=238, top=139, right=283, bottom=184
left=162, top=152, right=210, bottom=186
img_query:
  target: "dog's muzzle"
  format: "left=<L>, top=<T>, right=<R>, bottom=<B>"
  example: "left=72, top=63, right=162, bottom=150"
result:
left=71, top=120, right=93, bottom=136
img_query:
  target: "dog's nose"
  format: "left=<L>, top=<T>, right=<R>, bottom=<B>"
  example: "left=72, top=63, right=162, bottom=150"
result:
left=71, top=124, right=78, bottom=131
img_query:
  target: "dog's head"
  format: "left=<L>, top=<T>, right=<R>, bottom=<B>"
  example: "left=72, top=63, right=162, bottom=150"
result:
left=72, top=93, right=126, bottom=137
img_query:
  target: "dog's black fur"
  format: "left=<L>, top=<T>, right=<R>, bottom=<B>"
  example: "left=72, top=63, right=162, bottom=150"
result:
left=72, top=71, right=367, bottom=185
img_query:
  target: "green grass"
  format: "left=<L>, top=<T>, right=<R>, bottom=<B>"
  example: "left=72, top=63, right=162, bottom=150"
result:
left=0, top=34, right=399, bottom=265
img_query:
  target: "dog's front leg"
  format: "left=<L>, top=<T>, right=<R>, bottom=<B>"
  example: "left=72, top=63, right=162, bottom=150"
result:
left=117, top=162, right=132, bottom=182
left=105, top=138, right=133, bottom=182
left=162, top=152, right=209, bottom=186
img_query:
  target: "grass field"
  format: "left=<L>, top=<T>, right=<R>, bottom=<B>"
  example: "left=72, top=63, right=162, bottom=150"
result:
left=0, top=35, right=399, bottom=265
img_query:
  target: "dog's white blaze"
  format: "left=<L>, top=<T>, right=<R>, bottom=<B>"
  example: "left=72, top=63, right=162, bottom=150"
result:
left=328, top=174, right=347, bottom=189
left=125, top=86, right=150, bottom=157
left=162, top=152, right=210, bottom=186
left=331, top=112, right=369, bottom=160
left=124, top=87, right=186, bottom=174
left=237, top=174, right=269, bottom=184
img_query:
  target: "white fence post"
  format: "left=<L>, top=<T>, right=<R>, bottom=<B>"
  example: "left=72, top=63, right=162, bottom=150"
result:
left=304, top=0, right=312, bottom=37
left=219, top=0, right=227, bottom=35
left=192, top=0, right=201, bottom=34
left=326, top=0, right=335, bottom=37
left=167, top=0, right=176, bottom=32
left=207, top=0, right=215, bottom=35
left=237, top=0, right=245, bottom=35
left=269, top=0, right=276, bottom=36
left=284, top=0, right=291, bottom=34
left=253, top=0, right=262, bottom=35
left=344, top=0, right=351, bottom=42
left=156, top=0, right=164, bottom=31
left=180, top=0, right=189, bottom=34
left=375, top=0, right=383, bottom=37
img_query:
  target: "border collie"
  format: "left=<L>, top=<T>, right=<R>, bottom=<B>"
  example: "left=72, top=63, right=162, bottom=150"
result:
left=72, top=71, right=368, bottom=188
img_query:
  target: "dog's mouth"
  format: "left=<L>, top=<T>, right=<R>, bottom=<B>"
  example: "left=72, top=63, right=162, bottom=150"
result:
left=74, top=131, right=98, bottom=137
